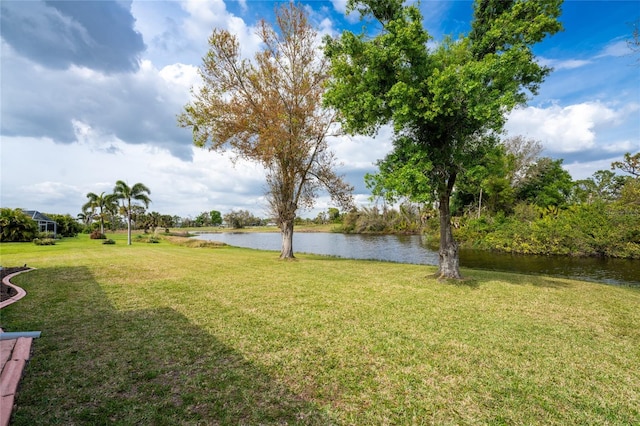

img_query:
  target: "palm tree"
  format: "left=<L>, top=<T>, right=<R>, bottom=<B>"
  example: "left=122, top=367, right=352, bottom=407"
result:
left=76, top=210, right=93, bottom=228
left=113, top=180, right=152, bottom=245
left=82, top=192, right=118, bottom=234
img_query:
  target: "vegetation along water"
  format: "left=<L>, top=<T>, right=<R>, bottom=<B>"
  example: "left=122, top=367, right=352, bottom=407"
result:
left=195, top=232, right=639, bottom=287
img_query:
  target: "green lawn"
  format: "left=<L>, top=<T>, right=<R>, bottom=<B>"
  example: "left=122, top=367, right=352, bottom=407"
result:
left=1, top=233, right=639, bottom=425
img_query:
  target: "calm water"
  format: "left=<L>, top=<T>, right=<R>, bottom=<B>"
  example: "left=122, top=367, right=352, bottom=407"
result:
left=195, top=232, right=640, bottom=287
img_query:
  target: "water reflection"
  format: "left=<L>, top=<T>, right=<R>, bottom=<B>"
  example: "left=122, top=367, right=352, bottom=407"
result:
left=195, top=232, right=639, bottom=287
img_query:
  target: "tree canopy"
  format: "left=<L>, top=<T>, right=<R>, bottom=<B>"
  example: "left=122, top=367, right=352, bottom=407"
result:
left=325, top=0, right=563, bottom=278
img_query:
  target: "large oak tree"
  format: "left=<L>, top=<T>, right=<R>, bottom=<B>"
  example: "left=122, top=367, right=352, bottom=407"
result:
left=325, top=0, right=562, bottom=278
left=179, top=3, right=352, bottom=259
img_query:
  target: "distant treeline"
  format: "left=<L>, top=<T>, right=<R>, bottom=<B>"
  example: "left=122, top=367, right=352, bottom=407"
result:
left=335, top=151, right=640, bottom=259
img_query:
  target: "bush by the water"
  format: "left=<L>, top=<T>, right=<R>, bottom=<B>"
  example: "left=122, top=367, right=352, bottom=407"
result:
left=451, top=202, right=640, bottom=258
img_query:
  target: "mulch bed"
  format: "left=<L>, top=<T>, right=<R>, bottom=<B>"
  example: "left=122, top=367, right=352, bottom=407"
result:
left=0, top=267, right=29, bottom=302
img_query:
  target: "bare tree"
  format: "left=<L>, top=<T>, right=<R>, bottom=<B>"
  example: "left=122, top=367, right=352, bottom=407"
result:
left=612, top=152, right=640, bottom=177
left=628, top=18, right=640, bottom=61
left=178, top=3, right=352, bottom=259
left=502, top=135, right=544, bottom=186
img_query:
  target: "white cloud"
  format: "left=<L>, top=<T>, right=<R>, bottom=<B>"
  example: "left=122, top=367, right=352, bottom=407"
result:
left=596, top=40, right=629, bottom=58
left=0, top=135, right=267, bottom=217
left=538, top=56, right=591, bottom=70
left=330, top=0, right=347, bottom=15
left=505, top=102, right=630, bottom=153
left=330, top=0, right=359, bottom=23
left=330, top=125, right=394, bottom=171
left=158, top=63, right=200, bottom=90
left=562, top=157, right=622, bottom=181
left=180, top=0, right=262, bottom=59
left=601, top=139, right=636, bottom=153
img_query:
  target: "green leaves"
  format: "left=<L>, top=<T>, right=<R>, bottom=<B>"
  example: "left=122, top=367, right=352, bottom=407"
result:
left=0, top=208, right=39, bottom=242
left=326, top=0, right=563, bottom=277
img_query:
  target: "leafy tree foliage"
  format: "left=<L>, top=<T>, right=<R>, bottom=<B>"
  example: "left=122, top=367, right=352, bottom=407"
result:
left=137, top=211, right=173, bottom=232
left=325, top=0, right=562, bottom=278
left=194, top=211, right=211, bottom=227
left=455, top=200, right=640, bottom=258
left=0, top=208, right=38, bottom=242
left=619, top=178, right=640, bottom=206
left=572, top=170, right=628, bottom=204
left=223, top=210, right=262, bottom=229
left=515, top=157, right=573, bottom=208
left=210, top=210, right=222, bottom=226
left=441, top=152, right=640, bottom=259
left=47, top=213, right=83, bottom=237
left=179, top=3, right=353, bottom=259
left=113, top=180, right=151, bottom=245
left=451, top=144, right=515, bottom=216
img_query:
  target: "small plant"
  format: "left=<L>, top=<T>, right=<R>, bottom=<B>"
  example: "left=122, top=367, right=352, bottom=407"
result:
left=102, top=239, right=116, bottom=245
left=147, top=236, right=160, bottom=244
left=90, top=230, right=107, bottom=240
left=33, top=238, right=56, bottom=246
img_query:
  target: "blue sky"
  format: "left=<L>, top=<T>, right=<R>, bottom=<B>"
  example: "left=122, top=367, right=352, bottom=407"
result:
left=1, top=0, right=638, bottom=219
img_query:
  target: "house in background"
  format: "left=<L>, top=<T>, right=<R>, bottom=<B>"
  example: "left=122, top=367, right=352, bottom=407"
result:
left=22, top=210, right=57, bottom=237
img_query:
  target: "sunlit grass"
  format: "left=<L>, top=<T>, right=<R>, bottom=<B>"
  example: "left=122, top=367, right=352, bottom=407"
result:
left=1, top=234, right=639, bottom=424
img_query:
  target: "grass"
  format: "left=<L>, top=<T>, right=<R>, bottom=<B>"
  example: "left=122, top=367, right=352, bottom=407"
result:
left=1, top=233, right=639, bottom=425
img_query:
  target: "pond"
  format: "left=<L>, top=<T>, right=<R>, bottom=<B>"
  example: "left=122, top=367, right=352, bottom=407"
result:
left=194, top=232, right=640, bottom=287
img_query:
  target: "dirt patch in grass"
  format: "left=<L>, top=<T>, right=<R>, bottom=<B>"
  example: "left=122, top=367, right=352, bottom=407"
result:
left=0, top=266, right=29, bottom=301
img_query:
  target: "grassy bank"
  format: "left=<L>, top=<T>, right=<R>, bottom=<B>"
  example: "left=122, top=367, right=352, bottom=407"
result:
left=1, top=234, right=639, bottom=424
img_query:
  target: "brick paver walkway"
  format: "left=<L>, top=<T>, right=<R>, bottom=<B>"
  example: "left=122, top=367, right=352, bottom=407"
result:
left=0, top=269, right=36, bottom=426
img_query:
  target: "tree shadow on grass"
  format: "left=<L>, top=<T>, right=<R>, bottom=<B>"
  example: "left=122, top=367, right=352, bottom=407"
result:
left=459, top=268, right=573, bottom=289
left=6, top=266, right=337, bottom=425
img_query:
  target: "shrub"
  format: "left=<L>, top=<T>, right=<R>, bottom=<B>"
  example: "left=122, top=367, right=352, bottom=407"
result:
left=147, top=236, right=160, bottom=244
left=0, top=208, right=39, bottom=242
left=90, top=230, right=107, bottom=240
left=33, top=238, right=56, bottom=246
left=47, top=213, right=83, bottom=237
left=102, top=239, right=116, bottom=245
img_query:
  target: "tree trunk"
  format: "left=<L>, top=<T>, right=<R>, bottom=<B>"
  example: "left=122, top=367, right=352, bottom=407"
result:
left=437, top=177, right=462, bottom=279
left=127, top=212, right=132, bottom=246
left=280, top=219, right=295, bottom=259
